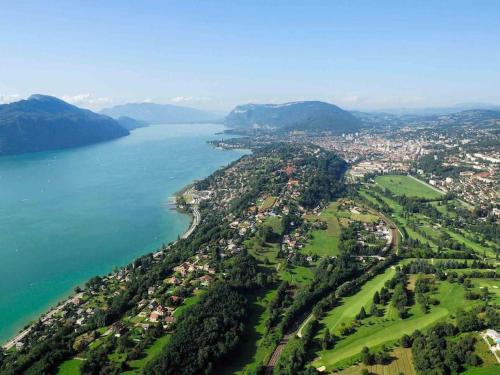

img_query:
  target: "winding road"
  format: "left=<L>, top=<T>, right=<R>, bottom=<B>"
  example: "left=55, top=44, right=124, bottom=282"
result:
left=182, top=205, right=200, bottom=239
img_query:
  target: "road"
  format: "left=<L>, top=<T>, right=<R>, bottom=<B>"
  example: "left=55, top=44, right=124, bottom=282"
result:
left=3, top=292, right=84, bottom=350
left=181, top=204, right=200, bottom=239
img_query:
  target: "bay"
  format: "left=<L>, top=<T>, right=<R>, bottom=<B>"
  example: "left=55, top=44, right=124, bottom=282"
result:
left=0, top=124, right=244, bottom=342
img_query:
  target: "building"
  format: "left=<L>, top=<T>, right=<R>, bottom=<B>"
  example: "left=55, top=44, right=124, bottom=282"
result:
left=486, top=329, right=500, bottom=350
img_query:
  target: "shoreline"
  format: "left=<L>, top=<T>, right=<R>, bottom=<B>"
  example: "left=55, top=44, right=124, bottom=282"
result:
left=2, top=183, right=200, bottom=349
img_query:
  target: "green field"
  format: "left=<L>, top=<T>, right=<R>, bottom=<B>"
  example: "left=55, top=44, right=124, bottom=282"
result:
left=259, top=196, right=276, bottom=210
left=173, top=289, right=205, bottom=318
left=472, top=278, right=500, bottom=304
left=123, top=335, right=171, bottom=374
left=318, top=266, right=396, bottom=333
left=313, top=280, right=469, bottom=370
left=302, top=200, right=380, bottom=258
left=57, top=358, right=83, bottom=375
left=375, top=175, right=443, bottom=199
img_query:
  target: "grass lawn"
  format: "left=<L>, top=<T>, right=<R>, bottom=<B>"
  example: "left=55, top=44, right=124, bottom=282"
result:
left=264, top=216, right=282, bottom=235
left=462, top=366, right=500, bottom=375
left=280, top=264, right=315, bottom=285
left=444, top=228, right=497, bottom=259
left=124, top=334, right=171, bottom=374
left=313, top=281, right=468, bottom=370
left=472, top=278, right=500, bottom=304
left=302, top=201, right=342, bottom=257
left=57, top=358, right=83, bottom=375
left=318, top=266, right=397, bottom=334
left=173, top=289, right=205, bottom=318
left=259, top=196, right=276, bottom=211
left=375, top=175, right=443, bottom=199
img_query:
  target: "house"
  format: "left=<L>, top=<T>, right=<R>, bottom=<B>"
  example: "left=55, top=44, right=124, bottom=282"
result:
left=148, top=287, right=155, bottom=296
left=200, top=275, right=213, bottom=286
left=171, top=295, right=183, bottom=304
left=486, top=329, right=500, bottom=350
left=166, top=277, right=181, bottom=286
left=149, top=311, right=162, bottom=323
left=165, top=316, right=176, bottom=325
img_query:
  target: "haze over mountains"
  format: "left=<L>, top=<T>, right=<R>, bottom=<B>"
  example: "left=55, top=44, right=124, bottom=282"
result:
left=101, top=102, right=221, bottom=124
left=225, top=101, right=362, bottom=132
left=0, top=95, right=128, bottom=156
left=1, top=94, right=499, bottom=157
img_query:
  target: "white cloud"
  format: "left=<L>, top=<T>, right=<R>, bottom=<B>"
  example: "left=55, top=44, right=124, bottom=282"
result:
left=170, top=96, right=212, bottom=104
left=171, top=96, right=194, bottom=103
left=61, top=94, right=111, bottom=109
left=0, top=94, right=23, bottom=104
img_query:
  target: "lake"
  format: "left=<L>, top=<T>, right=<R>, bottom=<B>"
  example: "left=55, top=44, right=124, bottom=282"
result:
left=0, top=124, right=245, bottom=342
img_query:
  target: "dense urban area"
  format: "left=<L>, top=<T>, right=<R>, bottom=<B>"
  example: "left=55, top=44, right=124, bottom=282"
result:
left=1, top=112, right=499, bottom=375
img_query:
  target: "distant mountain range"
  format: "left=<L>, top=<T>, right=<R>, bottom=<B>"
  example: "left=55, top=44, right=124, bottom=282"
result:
left=101, top=103, right=221, bottom=124
left=366, top=103, right=500, bottom=116
left=0, top=95, right=129, bottom=156
left=225, top=101, right=362, bottom=132
left=115, top=116, right=149, bottom=130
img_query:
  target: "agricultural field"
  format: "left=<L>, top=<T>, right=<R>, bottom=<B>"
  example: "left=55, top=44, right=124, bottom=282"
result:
left=375, top=175, right=443, bottom=199
left=337, top=347, right=417, bottom=375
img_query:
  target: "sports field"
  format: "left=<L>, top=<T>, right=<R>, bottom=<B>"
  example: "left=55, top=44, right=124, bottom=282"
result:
left=375, top=175, right=443, bottom=199
left=313, top=280, right=469, bottom=370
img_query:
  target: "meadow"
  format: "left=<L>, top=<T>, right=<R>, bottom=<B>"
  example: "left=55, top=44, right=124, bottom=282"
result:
left=375, top=175, right=443, bottom=199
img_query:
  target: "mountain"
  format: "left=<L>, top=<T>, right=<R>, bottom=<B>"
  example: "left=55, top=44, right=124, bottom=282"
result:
left=0, top=95, right=129, bottom=156
left=433, top=109, right=500, bottom=127
left=225, top=101, right=362, bottom=132
left=116, top=116, right=149, bottom=130
left=101, top=103, right=221, bottom=124
left=369, top=103, right=500, bottom=116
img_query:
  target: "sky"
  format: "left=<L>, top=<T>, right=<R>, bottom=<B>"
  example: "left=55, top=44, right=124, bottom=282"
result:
left=1, top=0, right=499, bottom=112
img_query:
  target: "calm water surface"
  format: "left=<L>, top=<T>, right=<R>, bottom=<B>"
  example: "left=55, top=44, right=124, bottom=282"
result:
left=0, top=124, right=245, bottom=342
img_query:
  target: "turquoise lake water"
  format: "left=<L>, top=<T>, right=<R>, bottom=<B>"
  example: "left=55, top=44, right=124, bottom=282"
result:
left=0, top=124, right=244, bottom=342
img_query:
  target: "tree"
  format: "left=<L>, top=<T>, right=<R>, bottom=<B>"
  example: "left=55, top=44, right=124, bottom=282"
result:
left=361, top=346, right=374, bottom=366
left=356, top=306, right=367, bottom=320
left=373, top=291, right=380, bottom=304
left=322, top=329, right=331, bottom=350
left=401, top=334, right=412, bottom=348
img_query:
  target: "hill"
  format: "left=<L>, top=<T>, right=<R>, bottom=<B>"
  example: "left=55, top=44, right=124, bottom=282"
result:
left=101, top=102, right=220, bottom=124
left=116, top=116, right=149, bottom=130
left=225, top=101, right=362, bottom=132
left=0, top=95, right=129, bottom=156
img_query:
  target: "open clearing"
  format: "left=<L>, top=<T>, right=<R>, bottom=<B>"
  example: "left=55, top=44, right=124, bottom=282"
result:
left=375, top=175, right=443, bottom=199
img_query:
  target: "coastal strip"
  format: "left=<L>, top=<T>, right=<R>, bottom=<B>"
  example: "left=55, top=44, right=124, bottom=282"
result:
left=2, top=189, right=202, bottom=350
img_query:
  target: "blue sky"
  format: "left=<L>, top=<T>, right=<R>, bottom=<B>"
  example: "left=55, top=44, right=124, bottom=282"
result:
left=1, top=0, right=499, bottom=111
